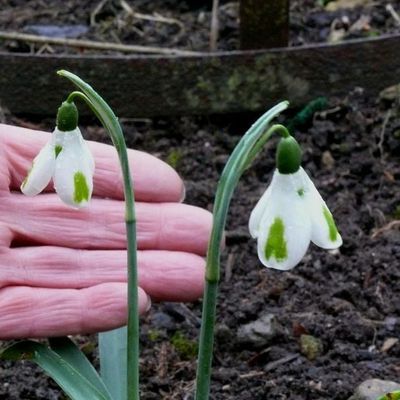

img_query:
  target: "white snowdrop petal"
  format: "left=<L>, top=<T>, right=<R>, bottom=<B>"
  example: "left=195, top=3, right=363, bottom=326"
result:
left=249, top=183, right=272, bottom=238
left=79, top=132, right=95, bottom=173
left=256, top=171, right=312, bottom=270
left=302, top=169, right=342, bottom=249
left=20, top=141, right=55, bottom=196
left=249, top=168, right=308, bottom=238
left=53, top=129, right=94, bottom=208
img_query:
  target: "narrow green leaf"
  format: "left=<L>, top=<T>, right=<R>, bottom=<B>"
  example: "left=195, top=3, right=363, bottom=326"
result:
left=49, top=337, right=112, bottom=398
left=1, top=341, right=112, bottom=400
left=99, top=327, right=128, bottom=400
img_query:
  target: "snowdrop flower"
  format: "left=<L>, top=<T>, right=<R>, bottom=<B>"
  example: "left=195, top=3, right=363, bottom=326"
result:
left=249, top=134, right=342, bottom=270
left=21, top=101, right=94, bottom=208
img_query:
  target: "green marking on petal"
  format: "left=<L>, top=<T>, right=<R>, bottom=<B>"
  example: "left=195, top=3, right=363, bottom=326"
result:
left=265, top=217, right=288, bottom=262
left=323, top=205, right=338, bottom=242
left=55, top=145, right=63, bottom=158
left=297, top=188, right=305, bottom=197
left=73, top=172, right=89, bottom=204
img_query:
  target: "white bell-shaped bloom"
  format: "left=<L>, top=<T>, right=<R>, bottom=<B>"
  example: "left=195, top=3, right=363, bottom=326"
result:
left=21, top=127, right=94, bottom=209
left=249, top=167, right=342, bottom=270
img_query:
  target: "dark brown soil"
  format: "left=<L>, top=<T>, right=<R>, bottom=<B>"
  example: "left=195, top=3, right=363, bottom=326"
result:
left=1, top=1, right=400, bottom=399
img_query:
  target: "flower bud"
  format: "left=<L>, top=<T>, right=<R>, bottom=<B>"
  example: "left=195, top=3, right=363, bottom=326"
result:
left=56, top=101, right=78, bottom=132
left=276, top=135, right=302, bottom=174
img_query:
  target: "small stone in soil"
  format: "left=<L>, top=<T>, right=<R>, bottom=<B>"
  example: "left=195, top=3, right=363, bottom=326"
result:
left=348, top=379, right=400, bottom=400
left=237, top=313, right=282, bottom=348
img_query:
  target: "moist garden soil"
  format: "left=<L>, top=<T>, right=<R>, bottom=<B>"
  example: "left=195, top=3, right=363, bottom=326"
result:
left=1, top=0, right=400, bottom=399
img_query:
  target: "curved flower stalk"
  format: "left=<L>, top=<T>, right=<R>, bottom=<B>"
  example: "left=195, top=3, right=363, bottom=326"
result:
left=21, top=102, right=94, bottom=208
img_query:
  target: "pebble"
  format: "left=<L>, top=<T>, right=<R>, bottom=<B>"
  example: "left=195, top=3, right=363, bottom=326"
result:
left=215, top=323, right=234, bottom=344
left=151, top=311, right=175, bottom=331
left=348, top=379, right=400, bottom=400
left=379, top=84, right=400, bottom=102
left=237, top=313, right=281, bottom=348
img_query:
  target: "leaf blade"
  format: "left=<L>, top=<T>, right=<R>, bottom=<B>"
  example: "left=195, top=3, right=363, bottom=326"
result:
left=1, top=341, right=112, bottom=400
left=49, top=337, right=113, bottom=399
left=99, top=327, right=128, bottom=400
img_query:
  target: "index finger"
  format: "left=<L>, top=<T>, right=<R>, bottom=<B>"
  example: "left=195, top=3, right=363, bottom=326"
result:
left=2, top=124, right=184, bottom=202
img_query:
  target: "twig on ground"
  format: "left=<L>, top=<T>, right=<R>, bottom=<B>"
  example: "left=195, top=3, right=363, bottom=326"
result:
left=225, top=252, right=234, bottom=282
left=239, top=371, right=265, bottom=379
left=36, top=43, right=55, bottom=54
left=371, top=220, right=400, bottom=239
left=264, top=354, right=300, bottom=372
left=91, top=0, right=109, bottom=26
left=386, top=3, right=400, bottom=26
left=119, top=0, right=134, bottom=14
left=210, top=0, right=220, bottom=51
left=377, top=109, right=391, bottom=159
left=120, top=0, right=185, bottom=32
left=0, top=31, right=202, bottom=56
left=156, top=342, right=168, bottom=380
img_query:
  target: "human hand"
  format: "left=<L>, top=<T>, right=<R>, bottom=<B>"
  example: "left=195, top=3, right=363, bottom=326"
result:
left=0, top=124, right=211, bottom=339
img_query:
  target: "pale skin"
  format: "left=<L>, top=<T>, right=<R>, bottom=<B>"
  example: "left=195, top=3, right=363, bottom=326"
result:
left=0, top=124, right=212, bottom=339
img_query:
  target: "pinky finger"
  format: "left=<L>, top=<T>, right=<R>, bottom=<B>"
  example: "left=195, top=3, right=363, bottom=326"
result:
left=0, top=283, right=150, bottom=339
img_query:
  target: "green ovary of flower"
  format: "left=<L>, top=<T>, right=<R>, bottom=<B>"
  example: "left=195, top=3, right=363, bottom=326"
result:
left=323, top=205, right=338, bottom=242
left=73, top=172, right=89, bottom=204
left=265, top=217, right=288, bottom=262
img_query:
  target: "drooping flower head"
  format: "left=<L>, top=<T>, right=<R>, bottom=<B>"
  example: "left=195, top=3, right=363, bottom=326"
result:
left=249, top=130, right=342, bottom=270
left=21, top=100, right=94, bottom=208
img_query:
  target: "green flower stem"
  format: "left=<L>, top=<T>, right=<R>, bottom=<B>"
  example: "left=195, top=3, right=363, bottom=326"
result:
left=242, top=124, right=290, bottom=173
left=195, top=101, right=289, bottom=400
left=60, top=72, right=139, bottom=400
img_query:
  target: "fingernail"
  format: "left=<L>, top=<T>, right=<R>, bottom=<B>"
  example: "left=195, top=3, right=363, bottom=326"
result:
left=180, top=184, right=186, bottom=202
left=146, top=295, right=152, bottom=312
